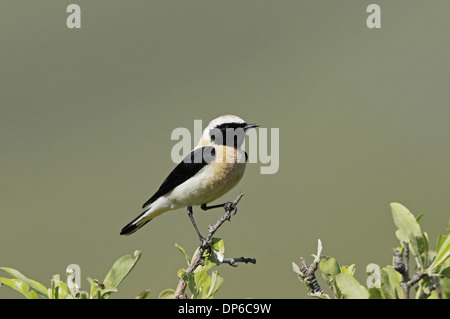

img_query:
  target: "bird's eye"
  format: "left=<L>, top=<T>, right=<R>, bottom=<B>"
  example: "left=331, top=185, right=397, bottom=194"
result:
left=211, top=134, right=216, bottom=141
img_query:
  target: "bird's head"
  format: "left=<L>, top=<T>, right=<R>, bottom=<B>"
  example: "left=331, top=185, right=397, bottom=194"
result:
left=199, top=115, right=259, bottom=148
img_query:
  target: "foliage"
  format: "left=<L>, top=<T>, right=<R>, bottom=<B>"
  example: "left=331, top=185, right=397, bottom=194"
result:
left=159, top=238, right=225, bottom=299
left=0, top=250, right=149, bottom=299
left=1, top=238, right=229, bottom=299
left=293, top=202, right=450, bottom=299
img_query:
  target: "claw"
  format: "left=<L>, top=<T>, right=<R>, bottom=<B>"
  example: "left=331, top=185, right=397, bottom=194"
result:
left=224, top=201, right=238, bottom=215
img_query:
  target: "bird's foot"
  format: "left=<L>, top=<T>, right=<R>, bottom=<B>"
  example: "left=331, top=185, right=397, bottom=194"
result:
left=224, top=201, right=238, bottom=215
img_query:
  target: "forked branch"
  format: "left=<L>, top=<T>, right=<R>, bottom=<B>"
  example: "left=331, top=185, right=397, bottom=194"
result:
left=174, top=192, right=256, bottom=299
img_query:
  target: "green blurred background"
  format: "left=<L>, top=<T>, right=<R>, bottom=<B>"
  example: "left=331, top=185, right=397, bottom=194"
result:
left=1, top=1, right=449, bottom=298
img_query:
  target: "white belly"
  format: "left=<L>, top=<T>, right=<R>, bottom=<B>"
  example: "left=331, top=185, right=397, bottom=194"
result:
left=168, top=146, right=246, bottom=207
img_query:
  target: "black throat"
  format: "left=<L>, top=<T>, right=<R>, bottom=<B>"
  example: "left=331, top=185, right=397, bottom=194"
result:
left=209, top=122, right=247, bottom=148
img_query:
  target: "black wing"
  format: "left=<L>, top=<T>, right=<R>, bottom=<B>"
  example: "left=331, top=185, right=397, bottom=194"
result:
left=142, top=146, right=216, bottom=208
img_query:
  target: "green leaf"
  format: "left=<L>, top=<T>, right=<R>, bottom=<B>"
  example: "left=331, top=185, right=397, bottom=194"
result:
left=341, top=264, right=356, bottom=276
left=184, top=273, right=196, bottom=296
left=436, top=251, right=450, bottom=277
left=135, top=289, right=151, bottom=299
left=319, top=256, right=340, bottom=278
left=319, top=256, right=341, bottom=297
left=77, top=291, right=90, bottom=299
left=177, top=269, right=186, bottom=279
left=335, top=273, right=369, bottom=299
left=429, top=234, right=450, bottom=273
left=293, top=262, right=305, bottom=284
left=439, top=266, right=450, bottom=277
left=390, top=202, right=425, bottom=266
left=380, top=266, right=403, bottom=299
left=87, top=277, right=117, bottom=299
left=103, top=250, right=142, bottom=289
left=436, top=234, right=447, bottom=252
left=193, top=266, right=208, bottom=297
left=203, top=257, right=217, bottom=273
left=415, top=275, right=435, bottom=299
left=205, top=271, right=223, bottom=299
left=0, top=277, right=39, bottom=299
left=210, top=238, right=225, bottom=264
left=440, top=277, right=450, bottom=299
left=292, top=262, right=302, bottom=276
left=427, top=291, right=439, bottom=299
left=158, top=288, right=175, bottom=299
left=87, top=277, right=100, bottom=299
left=416, top=213, right=424, bottom=224
left=49, top=274, right=69, bottom=299
left=368, top=287, right=384, bottom=299
left=0, top=267, right=48, bottom=298
left=423, top=232, right=430, bottom=256
left=175, top=243, right=191, bottom=265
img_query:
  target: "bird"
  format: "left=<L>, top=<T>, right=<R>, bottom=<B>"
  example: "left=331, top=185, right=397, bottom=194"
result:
left=120, top=115, right=259, bottom=242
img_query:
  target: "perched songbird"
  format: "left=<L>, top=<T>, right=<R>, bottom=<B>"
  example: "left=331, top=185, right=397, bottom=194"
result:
left=120, top=115, right=259, bottom=241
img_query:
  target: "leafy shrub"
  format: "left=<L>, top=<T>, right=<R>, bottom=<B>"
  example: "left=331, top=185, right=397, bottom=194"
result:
left=159, top=238, right=225, bottom=299
left=293, top=202, right=450, bottom=299
left=0, top=250, right=149, bottom=299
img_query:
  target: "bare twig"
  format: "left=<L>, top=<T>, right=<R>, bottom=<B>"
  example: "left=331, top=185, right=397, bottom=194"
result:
left=222, top=257, right=257, bottom=267
left=174, top=192, right=255, bottom=299
left=299, top=257, right=323, bottom=295
left=393, top=242, right=425, bottom=299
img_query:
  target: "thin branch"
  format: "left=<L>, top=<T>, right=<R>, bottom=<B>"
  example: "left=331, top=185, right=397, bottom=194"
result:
left=393, top=242, right=425, bottom=299
left=222, top=257, right=257, bottom=267
left=299, top=257, right=323, bottom=296
left=174, top=192, right=254, bottom=299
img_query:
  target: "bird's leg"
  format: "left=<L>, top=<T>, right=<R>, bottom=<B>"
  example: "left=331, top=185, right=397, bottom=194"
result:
left=201, top=201, right=238, bottom=215
left=187, top=206, right=211, bottom=247
left=200, top=203, right=224, bottom=211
